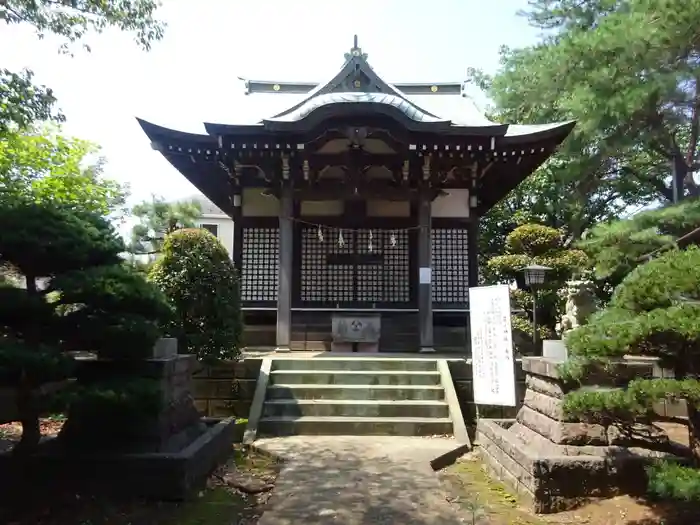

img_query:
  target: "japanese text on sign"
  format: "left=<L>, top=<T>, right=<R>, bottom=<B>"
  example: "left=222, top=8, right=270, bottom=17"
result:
left=468, top=284, right=516, bottom=407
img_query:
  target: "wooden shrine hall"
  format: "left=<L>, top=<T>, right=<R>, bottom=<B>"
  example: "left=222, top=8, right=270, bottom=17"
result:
left=138, top=37, right=574, bottom=353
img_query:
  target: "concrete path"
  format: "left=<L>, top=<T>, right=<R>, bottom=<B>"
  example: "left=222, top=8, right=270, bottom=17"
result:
left=254, top=436, right=466, bottom=525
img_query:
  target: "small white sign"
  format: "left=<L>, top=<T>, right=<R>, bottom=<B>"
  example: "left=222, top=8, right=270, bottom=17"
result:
left=419, top=267, right=431, bottom=284
left=469, top=284, right=516, bottom=407
left=543, top=340, right=568, bottom=362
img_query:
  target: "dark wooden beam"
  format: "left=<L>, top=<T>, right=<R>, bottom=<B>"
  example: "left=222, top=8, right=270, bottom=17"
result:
left=271, top=185, right=444, bottom=201
left=276, top=184, right=293, bottom=351
left=418, top=188, right=434, bottom=353
left=468, top=216, right=479, bottom=288
left=231, top=191, right=243, bottom=272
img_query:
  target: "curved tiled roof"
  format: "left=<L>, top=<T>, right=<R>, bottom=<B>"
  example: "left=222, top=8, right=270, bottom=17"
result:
left=265, top=92, right=449, bottom=124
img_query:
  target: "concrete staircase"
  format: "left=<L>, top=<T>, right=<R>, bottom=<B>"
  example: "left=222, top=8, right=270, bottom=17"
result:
left=254, top=358, right=457, bottom=437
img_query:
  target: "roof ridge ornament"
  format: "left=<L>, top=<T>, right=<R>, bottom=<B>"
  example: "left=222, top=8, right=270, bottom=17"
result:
left=344, top=34, right=368, bottom=61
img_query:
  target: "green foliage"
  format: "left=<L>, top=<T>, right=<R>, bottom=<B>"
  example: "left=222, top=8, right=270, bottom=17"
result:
left=562, top=387, right=640, bottom=423
left=578, top=199, right=700, bottom=283
left=0, top=69, right=62, bottom=133
left=1, top=0, right=164, bottom=131
left=50, top=264, right=171, bottom=320
left=505, top=224, right=562, bottom=256
left=563, top=307, right=637, bottom=361
left=486, top=254, right=531, bottom=281
left=127, top=195, right=201, bottom=257
left=0, top=338, right=74, bottom=387
left=646, top=461, right=700, bottom=502
left=563, top=378, right=700, bottom=423
left=0, top=202, right=170, bottom=361
left=0, top=127, right=128, bottom=217
left=0, top=203, right=123, bottom=278
left=562, top=242, right=700, bottom=473
left=511, top=315, right=553, bottom=355
left=488, top=224, right=589, bottom=283
left=487, top=223, right=590, bottom=339
left=565, top=248, right=700, bottom=369
left=0, top=284, right=55, bottom=340
left=150, top=228, right=242, bottom=362
left=476, top=0, right=700, bottom=270
left=0, top=201, right=173, bottom=451
left=50, top=265, right=173, bottom=359
left=63, top=310, right=166, bottom=360
left=2, top=0, right=164, bottom=50
left=484, top=0, right=700, bottom=202
left=64, top=377, right=162, bottom=419
left=611, top=247, right=700, bottom=312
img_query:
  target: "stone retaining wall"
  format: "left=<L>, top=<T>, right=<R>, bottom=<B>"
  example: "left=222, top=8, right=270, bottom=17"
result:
left=476, top=357, right=684, bottom=514
left=477, top=419, right=657, bottom=513
left=193, top=359, right=261, bottom=418
left=191, top=356, right=684, bottom=424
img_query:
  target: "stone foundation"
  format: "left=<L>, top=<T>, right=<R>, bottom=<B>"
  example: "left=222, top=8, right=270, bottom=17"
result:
left=476, top=356, right=686, bottom=514
left=0, top=342, right=242, bottom=500
left=59, top=354, right=203, bottom=452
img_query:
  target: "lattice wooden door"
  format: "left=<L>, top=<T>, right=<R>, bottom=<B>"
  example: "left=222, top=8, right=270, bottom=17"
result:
left=299, top=226, right=411, bottom=307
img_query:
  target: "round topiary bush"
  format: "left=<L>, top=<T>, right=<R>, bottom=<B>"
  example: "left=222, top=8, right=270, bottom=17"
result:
left=149, top=228, right=242, bottom=362
left=504, top=224, right=562, bottom=256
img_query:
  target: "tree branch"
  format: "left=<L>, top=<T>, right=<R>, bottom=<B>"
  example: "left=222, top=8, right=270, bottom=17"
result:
left=685, top=77, right=700, bottom=168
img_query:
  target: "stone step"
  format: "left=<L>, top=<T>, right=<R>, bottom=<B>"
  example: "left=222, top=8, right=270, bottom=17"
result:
left=257, top=416, right=453, bottom=437
left=271, top=358, right=438, bottom=372
left=262, top=399, right=449, bottom=418
left=289, top=341, right=331, bottom=351
left=266, top=384, right=445, bottom=401
left=268, top=370, right=442, bottom=386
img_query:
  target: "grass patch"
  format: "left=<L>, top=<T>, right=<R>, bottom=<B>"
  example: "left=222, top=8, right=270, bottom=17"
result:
left=441, top=453, right=545, bottom=525
left=170, top=487, right=249, bottom=525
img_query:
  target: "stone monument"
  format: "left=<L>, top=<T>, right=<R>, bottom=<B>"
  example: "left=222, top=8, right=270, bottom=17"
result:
left=331, top=314, right=381, bottom=352
left=557, top=279, right=597, bottom=338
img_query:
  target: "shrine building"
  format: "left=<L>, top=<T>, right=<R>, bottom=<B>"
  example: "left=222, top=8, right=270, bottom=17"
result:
left=138, top=38, right=574, bottom=353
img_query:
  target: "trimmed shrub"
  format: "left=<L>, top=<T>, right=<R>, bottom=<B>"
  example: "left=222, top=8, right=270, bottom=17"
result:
left=504, top=224, right=562, bottom=256
left=150, top=228, right=242, bottom=362
left=0, top=202, right=171, bottom=453
left=562, top=246, right=700, bottom=482
left=646, top=461, right=700, bottom=501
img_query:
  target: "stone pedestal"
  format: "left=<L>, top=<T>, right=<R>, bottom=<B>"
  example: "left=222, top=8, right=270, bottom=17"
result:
left=1, top=339, right=239, bottom=501
left=60, top=350, right=202, bottom=453
left=476, top=356, right=685, bottom=513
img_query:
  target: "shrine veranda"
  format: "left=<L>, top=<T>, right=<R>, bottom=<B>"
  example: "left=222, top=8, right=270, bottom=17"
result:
left=139, top=38, right=573, bottom=352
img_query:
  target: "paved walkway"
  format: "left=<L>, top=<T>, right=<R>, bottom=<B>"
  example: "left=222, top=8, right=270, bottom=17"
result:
left=254, top=436, right=466, bottom=525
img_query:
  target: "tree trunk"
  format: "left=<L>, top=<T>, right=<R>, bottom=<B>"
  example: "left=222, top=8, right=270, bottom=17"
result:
left=12, top=381, right=40, bottom=456
left=13, top=275, right=42, bottom=455
left=687, top=403, right=700, bottom=466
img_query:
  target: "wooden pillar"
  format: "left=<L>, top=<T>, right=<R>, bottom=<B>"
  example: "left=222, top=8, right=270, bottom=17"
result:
left=468, top=213, right=479, bottom=288
left=231, top=192, right=243, bottom=269
left=276, top=184, right=293, bottom=351
left=418, top=190, right=434, bottom=353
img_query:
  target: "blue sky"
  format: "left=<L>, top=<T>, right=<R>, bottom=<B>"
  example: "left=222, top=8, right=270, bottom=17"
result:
left=3, top=0, right=543, bottom=209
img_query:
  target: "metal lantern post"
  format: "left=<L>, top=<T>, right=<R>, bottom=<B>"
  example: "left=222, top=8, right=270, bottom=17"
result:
left=522, top=264, right=552, bottom=353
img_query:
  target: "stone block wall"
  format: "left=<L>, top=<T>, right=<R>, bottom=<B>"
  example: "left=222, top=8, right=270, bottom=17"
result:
left=476, top=419, right=646, bottom=513
left=192, top=359, right=262, bottom=418
left=189, top=355, right=682, bottom=426
left=476, top=357, right=679, bottom=513
left=61, top=355, right=202, bottom=452
left=515, top=358, right=664, bottom=446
